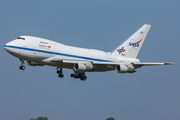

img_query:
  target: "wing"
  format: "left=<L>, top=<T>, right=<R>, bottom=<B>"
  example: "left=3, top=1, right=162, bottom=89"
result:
left=51, top=58, right=91, bottom=64
left=133, top=62, right=175, bottom=66
left=51, top=58, right=174, bottom=67
left=50, top=58, right=175, bottom=73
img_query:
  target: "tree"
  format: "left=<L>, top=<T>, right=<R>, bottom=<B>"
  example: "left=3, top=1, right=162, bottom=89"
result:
left=106, top=117, right=115, bottom=120
left=30, top=116, right=48, bottom=120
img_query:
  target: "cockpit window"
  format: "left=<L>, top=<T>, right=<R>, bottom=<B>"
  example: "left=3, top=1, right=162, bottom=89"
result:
left=17, top=37, right=25, bottom=40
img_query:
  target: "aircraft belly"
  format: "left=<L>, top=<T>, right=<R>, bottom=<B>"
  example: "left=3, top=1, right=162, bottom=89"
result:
left=47, top=63, right=113, bottom=72
left=47, top=62, right=73, bottom=69
left=92, top=64, right=114, bottom=72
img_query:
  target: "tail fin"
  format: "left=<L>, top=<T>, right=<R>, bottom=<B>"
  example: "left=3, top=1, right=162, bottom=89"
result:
left=111, top=24, right=151, bottom=58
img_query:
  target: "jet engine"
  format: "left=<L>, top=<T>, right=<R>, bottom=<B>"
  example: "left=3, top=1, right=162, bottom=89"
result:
left=27, top=61, right=44, bottom=66
left=73, top=63, right=93, bottom=72
left=115, top=64, right=136, bottom=73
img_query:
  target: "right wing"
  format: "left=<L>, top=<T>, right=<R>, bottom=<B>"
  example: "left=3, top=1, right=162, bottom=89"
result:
left=51, top=57, right=175, bottom=66
left=51, top=57, right=175, bottom=68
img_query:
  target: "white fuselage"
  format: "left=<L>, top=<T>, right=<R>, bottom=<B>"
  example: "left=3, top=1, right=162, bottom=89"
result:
left=4, top=36, right=140, bottom=71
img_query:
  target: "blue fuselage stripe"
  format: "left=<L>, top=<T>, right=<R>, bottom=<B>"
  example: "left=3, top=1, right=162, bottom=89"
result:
left=4, top=45, right=112, bottom=62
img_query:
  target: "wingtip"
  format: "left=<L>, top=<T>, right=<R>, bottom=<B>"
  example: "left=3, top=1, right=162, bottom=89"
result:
left=164, top=62, right=176, bottom=65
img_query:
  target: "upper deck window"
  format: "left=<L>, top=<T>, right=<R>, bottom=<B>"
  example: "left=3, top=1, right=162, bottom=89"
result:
left=17, top=37, right=25, bottom=40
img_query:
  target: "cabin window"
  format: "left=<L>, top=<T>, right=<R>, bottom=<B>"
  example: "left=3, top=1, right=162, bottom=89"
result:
left=17, top=37, right=25, bottom=40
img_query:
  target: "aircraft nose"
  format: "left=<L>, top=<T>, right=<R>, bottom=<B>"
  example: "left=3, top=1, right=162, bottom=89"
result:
left=4, top=41, right=19, bottom=57
left=4, top=43, right=9, bottom=51
left=4, top=41, right=13, bottom=52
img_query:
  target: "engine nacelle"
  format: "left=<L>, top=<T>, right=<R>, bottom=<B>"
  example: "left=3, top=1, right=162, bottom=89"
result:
left=73, top=63, right=93, bottom=72
left=27, top=61, right=44, bottom=66
left=115, top=64, right=128, bottom=73
left=115, top=64, right=136, bottom=73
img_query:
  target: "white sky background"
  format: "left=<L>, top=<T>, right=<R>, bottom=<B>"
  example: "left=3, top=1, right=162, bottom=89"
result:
left=0, top=1, right=179, bottom=120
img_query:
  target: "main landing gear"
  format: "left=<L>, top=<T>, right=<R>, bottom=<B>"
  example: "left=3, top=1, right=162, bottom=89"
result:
left=70, top=72, right=87, bottom=81
left=56, top=68, right=64, bottom=78
left=56, top=68, right=87, bottom=80
left=19, top=59, right=25, bottom=70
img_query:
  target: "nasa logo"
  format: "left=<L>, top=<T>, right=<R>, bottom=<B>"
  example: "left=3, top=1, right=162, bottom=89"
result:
left=128, top=39, right=142, bottom=47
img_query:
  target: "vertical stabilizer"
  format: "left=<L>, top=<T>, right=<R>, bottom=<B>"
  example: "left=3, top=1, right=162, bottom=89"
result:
left=112, top=24, right=151, bottom=58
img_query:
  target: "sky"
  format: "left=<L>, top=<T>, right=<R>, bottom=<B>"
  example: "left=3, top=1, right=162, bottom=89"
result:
left=0, top=0, right=180, bottom=120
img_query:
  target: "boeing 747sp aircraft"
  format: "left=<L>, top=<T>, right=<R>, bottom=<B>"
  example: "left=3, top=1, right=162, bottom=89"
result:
left=4, top=24, right=174, bottom=81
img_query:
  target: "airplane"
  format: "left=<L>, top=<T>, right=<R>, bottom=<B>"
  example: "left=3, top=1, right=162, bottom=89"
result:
left=4, top=24, right=174, bottom=81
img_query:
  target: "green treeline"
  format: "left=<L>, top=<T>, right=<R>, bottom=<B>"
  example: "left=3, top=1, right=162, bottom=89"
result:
left=106, top=117, right=115, bottom=120
left=30, top=116, right=48, bottom=120
left=30, top=116, right=115, bottom=120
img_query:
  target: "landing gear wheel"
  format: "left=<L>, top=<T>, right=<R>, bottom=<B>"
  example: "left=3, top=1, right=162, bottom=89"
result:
left=71, top=72, right=87, bottom=81
left=20, top=66, right=25, bottom=70
left=74, top=74, right=78, bottom=78
left=57, top=70, right=60, bottom=74
left=80, top=76, right=87, bottom=81
left=58, top=74, right=64, bottom=78
left=80, top=77, right=84, bottom=81
left=83, top=76, right=87, bottom=80
left=71, top=74, right=75, bottom=77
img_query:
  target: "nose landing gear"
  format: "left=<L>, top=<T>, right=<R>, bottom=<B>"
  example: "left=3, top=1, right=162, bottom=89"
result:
left=56, top=68, right=64, bottom=78
left=19, top=59, right=25, bottom=70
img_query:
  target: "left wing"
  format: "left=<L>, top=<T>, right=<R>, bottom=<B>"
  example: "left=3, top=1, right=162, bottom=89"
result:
left=51, top=58, right=91, bottom=64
